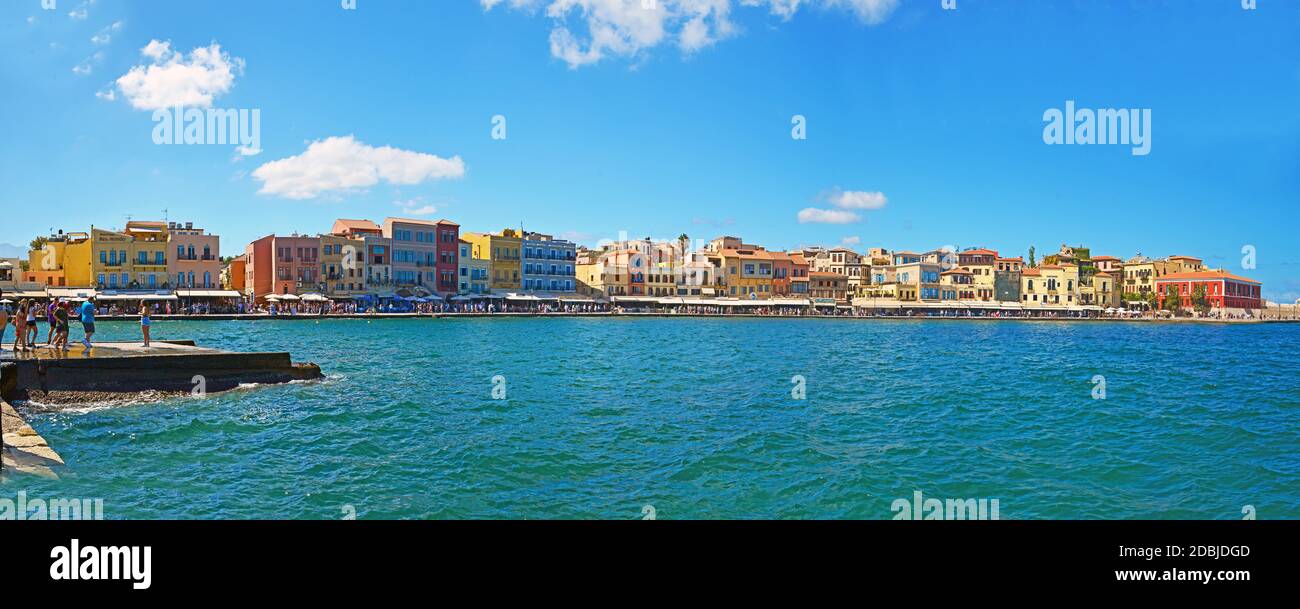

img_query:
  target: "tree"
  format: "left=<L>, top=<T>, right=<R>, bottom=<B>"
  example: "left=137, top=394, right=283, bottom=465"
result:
left=29, top=236, right=48, bottom=252
left=1162, top=284, right=1182, bottom=314
left=1191, top=283, right=1211, bottom=314
left=1028, top=246, right=1036, bottom=268
left=1144, top=289, right=1160, bottom=312
left=678, top=233, right=689, bottom=256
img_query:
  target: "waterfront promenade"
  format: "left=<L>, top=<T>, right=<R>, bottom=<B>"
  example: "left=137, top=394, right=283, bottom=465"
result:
left=22, top=311, right=1291, bottom=323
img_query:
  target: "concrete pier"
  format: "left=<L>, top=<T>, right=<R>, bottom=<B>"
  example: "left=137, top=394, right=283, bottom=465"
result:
left=1, top=341, right=322, bottom=402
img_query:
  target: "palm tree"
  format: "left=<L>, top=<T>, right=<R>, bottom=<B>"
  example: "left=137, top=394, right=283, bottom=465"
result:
left=678, top=233, right=689, bottom=256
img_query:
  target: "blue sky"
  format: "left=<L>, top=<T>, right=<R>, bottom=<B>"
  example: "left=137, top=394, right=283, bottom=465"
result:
left=2, top=0, right=1298, bottom=299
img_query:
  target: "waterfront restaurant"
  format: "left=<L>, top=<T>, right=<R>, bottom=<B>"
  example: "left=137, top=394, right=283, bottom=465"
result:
left=1154, top=271, right=1262, bottom=311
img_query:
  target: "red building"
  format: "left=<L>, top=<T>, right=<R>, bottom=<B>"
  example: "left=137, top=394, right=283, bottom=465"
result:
left=244, top=235, right=320, bottom=301
left=1155, top=271, right=1262, bottom=311
left=434, top=219, right=460, bottom=296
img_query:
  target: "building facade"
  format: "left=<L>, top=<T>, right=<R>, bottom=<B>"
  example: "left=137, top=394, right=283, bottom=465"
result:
left=521, top=232, right=576, bottom=293
left=1155, top=271, right=1261, bottom=311
left=168, top=221, right=221, bottom=289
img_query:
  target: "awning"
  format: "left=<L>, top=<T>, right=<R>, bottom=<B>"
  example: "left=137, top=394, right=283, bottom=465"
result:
left=176, top=289, right=242, bottom=298
left=278, top=294, right=302, bottom=301
left=47, top=288, right=97, bottom=299
left=300, top=293, right=329, bottom=302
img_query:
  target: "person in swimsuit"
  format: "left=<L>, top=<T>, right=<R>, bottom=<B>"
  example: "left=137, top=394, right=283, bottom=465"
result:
left=46, top=297, right=59, bottom=347
left=25, top=301, right=38, bottom=349
left=0, top=301, right=9, bottom=350
left=14, top=300, right=28, bottom=352
left=139, top=302, right=152, bottom=347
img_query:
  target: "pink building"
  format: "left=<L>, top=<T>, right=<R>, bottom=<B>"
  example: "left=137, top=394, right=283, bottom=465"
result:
left=168, top=221, right=221, bottom=288
left=383, top=218, right=459, bottom=296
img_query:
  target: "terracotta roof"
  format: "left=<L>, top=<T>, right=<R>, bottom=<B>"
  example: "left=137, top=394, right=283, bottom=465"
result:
left=1022, top=268, right=1042, bottom=276
left=997, top=257, right=1024, bottom=262
left=1091, top=255, right=1120, bottom=261
left=962, top=248, right=999, bottom=256
left=1168, top=255, right=1202, bottom=261
left=941, top=268, right=972, bottom=275
left=333, top=219, right=380, bottom=231
left=1156, top=271, right=1260, bottom=284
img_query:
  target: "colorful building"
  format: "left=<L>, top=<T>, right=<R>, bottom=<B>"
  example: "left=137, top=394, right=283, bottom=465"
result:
left=464, top=229, right=521, bottom=292
left=1121, top=255, right=1178, bottom=298
left=521, top=232, right=576, bottom=294
left=458, top=239, right=490, bottom=295
left=88, top=223, right=169, bottom=290
left=222, top=255, right=247, bottom=294
left=718, top=246, right=775, bottom=299
left=331, top=219, right=390, bottom=295
left=1021, top=263, right=1080, bottom=306
left=809, top=272, right=849, bottom=303
left=168, top=221, right=221, bottom=289
left=958, top=248, right=998, bottom=301
left=319, top=233, right=366, bottom=297
left=244, top=234, right=320, bottom=300
left=23, top=231, right=90, bottom=287
left=384, top=218, right=458, bottom=295
left=940, top=267, right=976, bottom=301
left=1155, top=271, right=1262, bottom=311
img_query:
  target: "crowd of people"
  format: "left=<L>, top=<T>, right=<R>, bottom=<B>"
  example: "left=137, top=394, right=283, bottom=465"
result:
left=1, top=295, right=102, bottom=354
left=0, top=289, right=1281, bottom=354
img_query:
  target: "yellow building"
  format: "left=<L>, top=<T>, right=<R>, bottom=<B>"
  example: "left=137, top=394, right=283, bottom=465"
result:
left=1021, top=263, right=1080, bottom=307
left=464, top=229, right=521, bottom=291
left=1121, top=256, right=1179, bottom=298
left=87, top=222, right=171, bottom=290
left=576, top=249, right=633, bottom=297
left=24, top=232, right=92, bottom=287
left=718, top=247, right=775, bottom=299
left=319, top=234, right=366, bottom=297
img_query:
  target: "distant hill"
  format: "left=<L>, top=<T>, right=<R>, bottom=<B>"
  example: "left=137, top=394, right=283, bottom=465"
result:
left=0, top=243, right=25, bottom=258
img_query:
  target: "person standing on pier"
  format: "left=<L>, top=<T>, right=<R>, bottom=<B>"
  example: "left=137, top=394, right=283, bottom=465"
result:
left=80, top=296, right=97, bottom=353
left=0, top=300, right=8, bottom=350
left=139, top=302, right=152, bottom=348
left=25, top=301, right=38, bottom=348
left=45, top=297, right=59, bottom=347
left=53, top=301, right=70, bottom=353
left=14, top=300, right=28, bottom=352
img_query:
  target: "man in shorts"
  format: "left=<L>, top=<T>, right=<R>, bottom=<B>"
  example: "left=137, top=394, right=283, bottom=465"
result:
left=80, top=296, right=97, bottom=353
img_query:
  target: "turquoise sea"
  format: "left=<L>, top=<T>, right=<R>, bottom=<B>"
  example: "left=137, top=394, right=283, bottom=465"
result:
left=4, top=318, right=1298, bottom=519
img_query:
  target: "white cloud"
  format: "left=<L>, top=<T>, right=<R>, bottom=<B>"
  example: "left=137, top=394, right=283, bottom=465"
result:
left=395, top=198, right=438, bottom=216
left=841, top=235, right=861, bottom=246
left=94, top=87, right=116, bottom=101
left=111, top=40, right=243, bottom=111
left=68, top=9, right=87, bottom=20
left=72, top=63, right=92, bottom=75
left=798, top=207, right=860, bottom=224
left=485, top=0, right=898, bottom=68
left=252, top=136, right=466, bottom=200
left=91, top=20, right=123, bottom=45
left=830, top=189, right=887, bottom=210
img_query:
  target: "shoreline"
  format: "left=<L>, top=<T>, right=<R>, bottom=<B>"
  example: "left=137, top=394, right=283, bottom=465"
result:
left=58, top=312, right=1298, bottom=324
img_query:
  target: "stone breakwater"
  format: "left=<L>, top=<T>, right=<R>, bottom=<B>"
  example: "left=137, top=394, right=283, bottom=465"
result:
left=1, top=362, right=65, bottom=478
